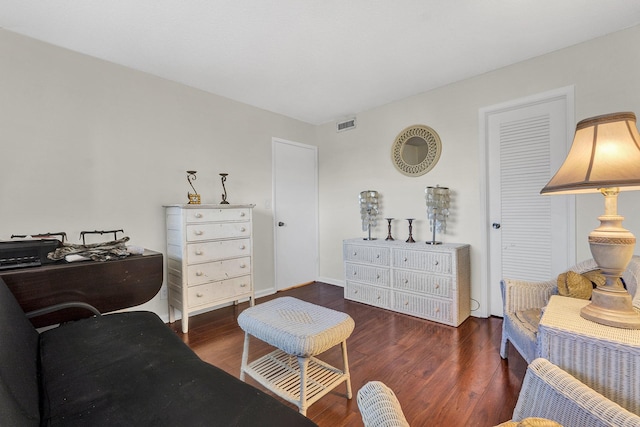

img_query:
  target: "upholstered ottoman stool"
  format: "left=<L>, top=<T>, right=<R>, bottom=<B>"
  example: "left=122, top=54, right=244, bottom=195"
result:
left=238, top=296, right=355, bottom=415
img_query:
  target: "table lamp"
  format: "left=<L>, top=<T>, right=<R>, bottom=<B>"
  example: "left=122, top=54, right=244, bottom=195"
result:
left=425, top=185, right=450, bottom=245
left=541, top=112, right=640, bottom=328
left=359, top=191, right=379, bottom=240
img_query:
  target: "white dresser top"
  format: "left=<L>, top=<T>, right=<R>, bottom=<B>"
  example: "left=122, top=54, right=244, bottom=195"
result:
left=164, top=204, right=255, bottom=209
left=344, top=238, right=469, bottom=250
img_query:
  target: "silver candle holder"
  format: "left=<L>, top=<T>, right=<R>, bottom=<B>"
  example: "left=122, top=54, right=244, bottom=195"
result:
left=359, top=190, right=379, bottom=240
left=425, top=185, right=450, bottom=245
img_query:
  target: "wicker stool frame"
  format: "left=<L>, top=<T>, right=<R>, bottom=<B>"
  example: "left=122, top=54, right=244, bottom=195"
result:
left=238, top=297, right=354, bottom=415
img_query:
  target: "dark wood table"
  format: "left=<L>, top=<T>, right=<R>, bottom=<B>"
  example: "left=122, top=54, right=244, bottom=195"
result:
left=0, top=249, right=163, bottom=327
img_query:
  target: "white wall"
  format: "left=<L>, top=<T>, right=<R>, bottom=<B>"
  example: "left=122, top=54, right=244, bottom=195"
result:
left=0, top=30, right=316, bottom=319
left=4, top=24, right=640, bottom=321
left=316, top=24, right=640, bottom=317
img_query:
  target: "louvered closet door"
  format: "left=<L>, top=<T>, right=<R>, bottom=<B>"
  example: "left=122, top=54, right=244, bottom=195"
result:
left=487, top=95, right=573, bottom=316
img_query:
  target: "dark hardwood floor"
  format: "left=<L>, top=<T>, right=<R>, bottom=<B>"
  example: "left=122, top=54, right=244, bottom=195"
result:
left=168, top=282, right=527, bottom=426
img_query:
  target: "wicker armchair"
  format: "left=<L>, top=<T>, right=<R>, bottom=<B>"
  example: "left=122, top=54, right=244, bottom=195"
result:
left=500, top=256, right=640, bottom=364
left=358, top=361, right=640, bottom=427
left=357, top=381, right=410, bottom=427
left=498, top=358, right=640, bottom=427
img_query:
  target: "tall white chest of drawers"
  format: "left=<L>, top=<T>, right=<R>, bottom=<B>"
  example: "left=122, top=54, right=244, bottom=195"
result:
left=165, top=204, right=255, bottom=333
left=343, top=239, right=471, bottom=326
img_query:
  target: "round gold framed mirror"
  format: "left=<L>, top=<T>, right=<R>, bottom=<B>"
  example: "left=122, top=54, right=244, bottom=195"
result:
left=391, top=124, right=442, bottom=176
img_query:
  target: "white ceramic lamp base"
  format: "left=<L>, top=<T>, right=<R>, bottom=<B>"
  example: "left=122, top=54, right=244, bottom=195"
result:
left=580, top=213, right=640, bottom=329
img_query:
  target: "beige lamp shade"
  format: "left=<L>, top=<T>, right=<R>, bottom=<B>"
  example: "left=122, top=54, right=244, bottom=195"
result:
left=541, top=112, right=640, bottom=195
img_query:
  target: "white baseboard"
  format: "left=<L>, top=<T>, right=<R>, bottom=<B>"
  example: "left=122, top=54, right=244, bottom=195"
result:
left=317, top=276, right=344, bottom=287
left=161, top=296, right=254, bottom=324
left=255, top=287, right=277, bottom=299
left=161, top=281, right=342, bottom=325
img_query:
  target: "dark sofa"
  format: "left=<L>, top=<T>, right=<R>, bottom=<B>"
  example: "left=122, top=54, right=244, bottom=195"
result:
left=0, top=277, right=317, bottom=426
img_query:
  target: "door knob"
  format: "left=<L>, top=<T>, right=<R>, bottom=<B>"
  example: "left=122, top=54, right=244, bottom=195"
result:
left=278, top=222, right=285, bottom=227
left=492, top=223, right=501, bottom=229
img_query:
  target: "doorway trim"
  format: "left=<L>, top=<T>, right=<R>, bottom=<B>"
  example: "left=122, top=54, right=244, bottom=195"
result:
left=272, top=137, right=319, bottom=292
left=478, top=86, right=576, bottom=318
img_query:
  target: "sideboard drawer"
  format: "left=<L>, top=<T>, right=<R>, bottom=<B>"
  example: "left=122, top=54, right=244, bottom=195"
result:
left=186, top=222, right=250, bottom=242
left=345, top=262, right=390, bottom=287
left=345, top=281, right=390, bottom=308
left=394, top=270, right=451, bottom=298
left=343, top=239, right=470, bottom=327
left=188, top=275, right=252, bottom=307
left=392, top=291, right=452, bottom=324
left=344, top=244, right=390, bottom=266
left=392, top=249, right=451, bottom=273
left=187, top=238, right=250, bottom=264
left=185, top=208, right=251, bottom=223
left=187, top=257, right=251, bottom=285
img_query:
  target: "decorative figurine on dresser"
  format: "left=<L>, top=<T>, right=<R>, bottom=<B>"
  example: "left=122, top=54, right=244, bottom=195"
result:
left=343, top=239, right=470, bottom=326
left=164, top=204, right=255, bottom=333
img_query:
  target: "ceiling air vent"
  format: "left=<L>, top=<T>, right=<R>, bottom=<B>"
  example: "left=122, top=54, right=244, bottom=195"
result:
left=336, top=117, right=357, bottom=133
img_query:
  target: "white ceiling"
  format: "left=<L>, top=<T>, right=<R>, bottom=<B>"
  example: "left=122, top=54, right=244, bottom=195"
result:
left=2, top=1, right=640, bottom=125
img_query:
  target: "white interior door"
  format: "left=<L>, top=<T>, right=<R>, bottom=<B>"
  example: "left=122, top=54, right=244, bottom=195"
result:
left=482, top=87, right=575, bottom=316
left=273, top=138, right=318, bottom=291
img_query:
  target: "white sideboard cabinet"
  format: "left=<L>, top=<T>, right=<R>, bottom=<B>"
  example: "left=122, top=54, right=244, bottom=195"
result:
left=165, top=204, right=255, bottom=333
left=343, top=238, right=470, bottom=326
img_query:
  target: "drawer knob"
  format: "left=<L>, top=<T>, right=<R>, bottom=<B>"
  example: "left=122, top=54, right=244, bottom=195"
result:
left=240, top=283, right=247, bottom=287
left=240, top=212, right=246, bottom=217
left=404, top=279, right=408, bottom=284
left=376, top=274, right=380, bottom=279
left=353, top=251, right=357, bottom=256
left=435, top=284, right=440, bottom=289
left=195, top=213, right=203, bottom=218
left=240, top=264, right=247, bottom=268
left=404, top=257, right=408, bottom=262
left=353, top=271, right=357, bottom=276
left=354, top=289, right=358, bottom=294
left=376, top=254, right=380, bottom=258
left=404, top=301, right=409, bottom=306
left=240, top=227, right=246, bottom=232
left=195, top=250, right=203, bottom=256
left=434, top=260, right=439, bottom=266
left=194, top=230, right=204, bottom=236
left=196, top=293, right=203, bottom=298
left=239, top=244, right=246, bottom=250
left=435, top=307, right=440, bottom=313
left=377, top=295, right=381, bottom=300
left=196, top=271, right=203, bottom=276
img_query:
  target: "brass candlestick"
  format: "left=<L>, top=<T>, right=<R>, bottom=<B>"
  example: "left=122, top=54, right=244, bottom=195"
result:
left=187, top=170, right=201, bottom=204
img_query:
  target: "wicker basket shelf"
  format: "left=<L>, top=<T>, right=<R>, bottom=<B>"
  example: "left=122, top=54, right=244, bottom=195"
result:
left=245, top=349, right=349, bottom=408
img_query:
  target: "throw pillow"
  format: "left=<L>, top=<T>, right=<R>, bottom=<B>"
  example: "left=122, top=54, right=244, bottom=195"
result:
left=519, top=418, right=562, bottom=427
left=514, top=308, right=542, bottom=334
left=495, top=417, right=563, bottom=427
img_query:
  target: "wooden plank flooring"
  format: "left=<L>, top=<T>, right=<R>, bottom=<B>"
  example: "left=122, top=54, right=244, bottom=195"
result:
left=168, top=282, right=527, bottom=426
